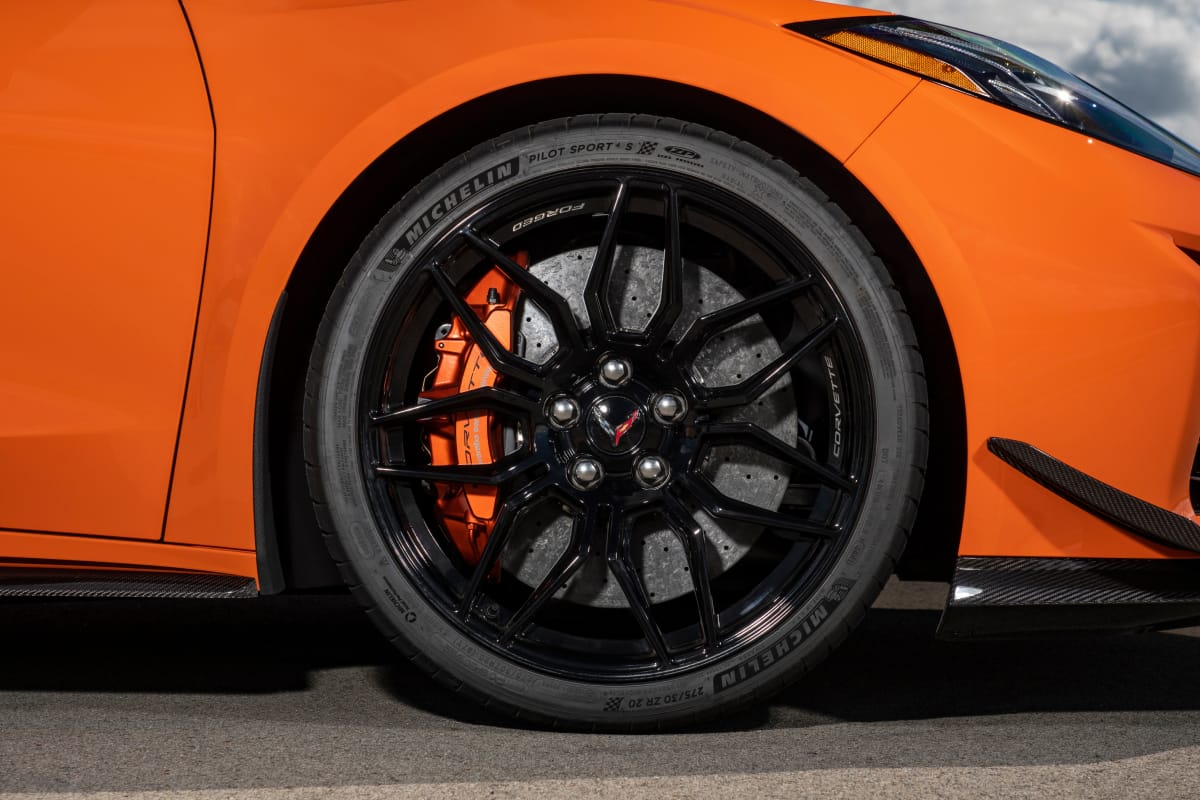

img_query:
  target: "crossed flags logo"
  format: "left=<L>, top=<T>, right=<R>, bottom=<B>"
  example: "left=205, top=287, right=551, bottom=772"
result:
left=637, top=142, right=658, bottom=156
left=603, top=696, right=623, bottom=712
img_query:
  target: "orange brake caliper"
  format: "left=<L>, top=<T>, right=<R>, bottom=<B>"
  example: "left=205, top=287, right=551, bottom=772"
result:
left=418, top=252, right=528, bottom=568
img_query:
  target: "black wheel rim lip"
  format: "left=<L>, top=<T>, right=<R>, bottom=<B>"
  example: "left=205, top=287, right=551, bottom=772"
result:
left=358, top=164, right=878, bottom=683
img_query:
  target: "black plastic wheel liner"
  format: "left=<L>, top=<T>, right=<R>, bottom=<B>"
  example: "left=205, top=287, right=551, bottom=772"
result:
left=358, top=166, right=878, bottom=682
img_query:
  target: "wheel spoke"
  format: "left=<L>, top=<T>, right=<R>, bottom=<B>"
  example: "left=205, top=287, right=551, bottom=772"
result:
left=373, top=452, right=539, bottom=487
left=700, top=422, right=856, bottom=492
left=457, top=476, right=553, bottom=617
left=673, top=277, right=814, bottom=361
left=698, top=316, right=839, bottom=411
left=360, top=161, right=883, bottom=682
left=460, top=227, right=587, bottom=359
left=660, top=493, right=719, bottom=648
left=605, top=507, right=672, bottom=664
left=498, top=512, right=595, bottom=644
left=644, top=187, right=684, bottom=348
left=370, top=387, right=538, bottom=428
left=676, top=474, right=837, bottom=540
left=584, top=181, right=630, bottom=336
left=426, top=263, right=545, bottom=386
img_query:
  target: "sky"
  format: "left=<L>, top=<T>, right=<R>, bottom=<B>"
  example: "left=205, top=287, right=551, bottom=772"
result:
left=841, top=0, right=1200, bottom=145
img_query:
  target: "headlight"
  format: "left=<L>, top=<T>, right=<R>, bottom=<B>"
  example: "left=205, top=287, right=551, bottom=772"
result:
left=788, top=16, right=1200, bottom=178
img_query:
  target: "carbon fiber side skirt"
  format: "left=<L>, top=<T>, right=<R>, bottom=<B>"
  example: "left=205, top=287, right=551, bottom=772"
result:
left=0, top=569, right=257, bottom=599
left=938, top=556, right=1200, bottom=638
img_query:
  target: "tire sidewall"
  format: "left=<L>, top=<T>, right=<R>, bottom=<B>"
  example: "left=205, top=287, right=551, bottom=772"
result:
left=312, top=119, right=919, bottom=725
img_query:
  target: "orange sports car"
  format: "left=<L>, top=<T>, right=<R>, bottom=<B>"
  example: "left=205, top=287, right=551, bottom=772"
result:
left=4, top=0, right=1200, bottom=729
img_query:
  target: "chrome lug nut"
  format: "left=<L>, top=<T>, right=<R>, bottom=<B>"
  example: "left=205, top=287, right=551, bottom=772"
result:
left=546, top=395, right=581, bottom=429
left=569, top=457, right=605, bottom=491
left=599, top=357, right=632, bottom=387
left=633, top=453, right=670, bottom=489
left=652, top=392, right=688, bottom=424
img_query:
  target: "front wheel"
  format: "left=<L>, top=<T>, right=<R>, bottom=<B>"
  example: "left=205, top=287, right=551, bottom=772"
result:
left=304, top=115, right=927, bottom=729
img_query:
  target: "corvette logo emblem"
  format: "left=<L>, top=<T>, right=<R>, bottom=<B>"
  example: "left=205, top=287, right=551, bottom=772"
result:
left=592, top=404, right=642, bottom=448
left=611, top=409, right=640, bottom=447
left=588, top=398, right=645, bottom=453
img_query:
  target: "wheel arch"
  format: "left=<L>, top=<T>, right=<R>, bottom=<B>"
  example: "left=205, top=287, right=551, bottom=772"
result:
left=258, top=75, right=966, bottom=591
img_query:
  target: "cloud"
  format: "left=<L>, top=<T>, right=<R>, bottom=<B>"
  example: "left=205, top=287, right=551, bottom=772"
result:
left=840, top=0, right=1200, bottom=144
left=1073, top=25, right=1196, bottom=117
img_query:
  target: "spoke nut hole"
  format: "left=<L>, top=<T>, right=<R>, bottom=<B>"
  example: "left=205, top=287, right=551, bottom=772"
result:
left=569, top=457, right=605, bottom=491
left=652, top=392, right=688, bottom=424
left=546, top=395, right=581, bottom=430
left=634, top=454, right=670, bottom=489
left=599, top=357, right=632, bottom=387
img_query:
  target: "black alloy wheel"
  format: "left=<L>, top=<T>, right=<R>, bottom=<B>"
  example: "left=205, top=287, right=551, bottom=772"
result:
left=305, top=115, right=928, bottom=729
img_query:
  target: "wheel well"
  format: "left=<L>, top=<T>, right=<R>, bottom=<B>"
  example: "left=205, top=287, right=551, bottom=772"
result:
left=262, top=75, right=966, bottom=591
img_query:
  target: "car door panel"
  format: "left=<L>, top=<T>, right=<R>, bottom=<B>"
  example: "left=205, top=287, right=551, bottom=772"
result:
left=0, top=0, right=213, bottom=539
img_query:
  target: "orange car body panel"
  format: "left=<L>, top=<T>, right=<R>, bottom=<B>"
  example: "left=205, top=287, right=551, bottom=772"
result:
left=3, top=0, right=1199, bottom=579
left=0, top=529, right=256, bottom=577
left=846, top=80, right=1200, bottom=559
left=161, top=0, right=917, bottom=550
left=0, top=0, right=212, bottom=540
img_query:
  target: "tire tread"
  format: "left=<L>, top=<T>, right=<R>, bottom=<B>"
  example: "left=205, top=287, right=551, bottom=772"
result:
left=302, top=114, right=928, bottom=732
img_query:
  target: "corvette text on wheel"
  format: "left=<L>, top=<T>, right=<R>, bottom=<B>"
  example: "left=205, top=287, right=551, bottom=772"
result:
left=3, top=0, right=1200, bottom=729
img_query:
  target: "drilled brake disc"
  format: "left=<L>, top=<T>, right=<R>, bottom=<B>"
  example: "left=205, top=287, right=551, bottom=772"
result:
left=501, top=245, right=799, bottom=607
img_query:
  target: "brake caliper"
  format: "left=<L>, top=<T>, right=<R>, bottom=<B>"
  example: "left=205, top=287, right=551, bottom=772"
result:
left=418, top=252, right=528, bottom=567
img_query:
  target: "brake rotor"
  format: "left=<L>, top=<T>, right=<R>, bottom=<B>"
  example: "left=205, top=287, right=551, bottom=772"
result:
left=420, top=244, right=802, bottom=606
left=504, top=245, right=799, bottom=608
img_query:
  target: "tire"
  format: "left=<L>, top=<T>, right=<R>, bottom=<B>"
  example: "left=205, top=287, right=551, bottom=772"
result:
left=304, top=114, right=927, bottom=730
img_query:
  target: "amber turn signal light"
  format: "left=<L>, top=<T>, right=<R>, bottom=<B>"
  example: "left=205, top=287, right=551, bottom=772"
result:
left=822, top=31, right=986, bottom=97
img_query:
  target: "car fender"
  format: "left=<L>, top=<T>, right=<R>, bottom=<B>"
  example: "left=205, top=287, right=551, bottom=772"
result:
left=164, top=0, right=918, bottom=550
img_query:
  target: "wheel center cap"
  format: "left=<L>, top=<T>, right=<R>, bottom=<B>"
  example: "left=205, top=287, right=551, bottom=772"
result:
left=586, top=395, right=645, bottom=455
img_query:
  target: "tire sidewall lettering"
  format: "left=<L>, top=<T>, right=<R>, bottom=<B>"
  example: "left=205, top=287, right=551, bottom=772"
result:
left=317, top=121, right=920, bottom=725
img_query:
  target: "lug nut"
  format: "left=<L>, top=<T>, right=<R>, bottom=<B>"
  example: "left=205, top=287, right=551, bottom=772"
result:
left=652, top=392, right=688, bottom=424
left=633, top=454, right=670, bottom=489
left=599, top=357, right=632, bottom=387
left=546, top=395, right=581, bottom=429
left=569, top=457, right=605, bottom=491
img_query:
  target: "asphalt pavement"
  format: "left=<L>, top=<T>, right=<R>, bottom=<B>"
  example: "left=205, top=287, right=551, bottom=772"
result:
left=1, top=579, right=1198, bottom=799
